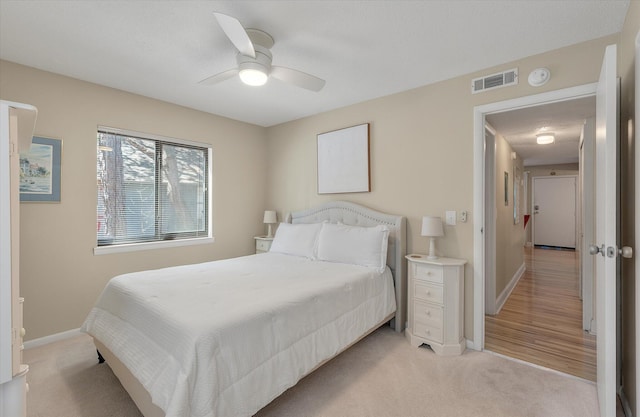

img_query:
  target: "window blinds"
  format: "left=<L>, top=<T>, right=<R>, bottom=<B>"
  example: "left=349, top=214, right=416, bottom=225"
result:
left=97, top=128, right=209, bottom=247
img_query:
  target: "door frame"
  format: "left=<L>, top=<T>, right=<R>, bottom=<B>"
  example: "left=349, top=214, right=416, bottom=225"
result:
left=484, top=125, right=497, bottom=315
left=472, top=82, right=597, bottom=351
left=635, top=28, right=640, bottom=417
left=580, top=118, right=597, bottom=333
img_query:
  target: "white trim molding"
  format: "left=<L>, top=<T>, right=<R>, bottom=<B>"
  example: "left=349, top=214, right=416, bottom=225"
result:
left=495, top=263, right=526, bottom=315
left=23, top=328, right=82, bottom=350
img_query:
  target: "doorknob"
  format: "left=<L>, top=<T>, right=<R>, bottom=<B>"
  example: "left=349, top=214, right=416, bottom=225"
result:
left=590, top=244, right=633, bottom=258
left=619, top=246, right=633, bottom=259
left=589, top=244, right=605, bottom=256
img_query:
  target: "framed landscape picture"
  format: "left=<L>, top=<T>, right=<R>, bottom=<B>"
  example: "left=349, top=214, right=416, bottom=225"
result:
left=20, top=136, right=62, bottom=202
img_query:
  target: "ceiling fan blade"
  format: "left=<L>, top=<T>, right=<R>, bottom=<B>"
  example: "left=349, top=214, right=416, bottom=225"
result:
left=270, top=66, right=326, bottom=92
left=198, top=68, right=239, bottom=85
left=213, top=12, right=255, bottom=58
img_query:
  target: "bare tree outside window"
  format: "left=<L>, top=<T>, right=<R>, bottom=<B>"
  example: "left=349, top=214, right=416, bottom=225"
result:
left=97, top=129, right=209, bottom=247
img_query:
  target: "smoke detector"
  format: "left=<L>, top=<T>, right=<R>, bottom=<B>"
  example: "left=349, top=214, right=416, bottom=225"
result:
left=528, top=68, right=551, bottom=87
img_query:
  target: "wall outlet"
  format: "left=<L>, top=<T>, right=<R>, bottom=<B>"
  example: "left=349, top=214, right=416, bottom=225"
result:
left=446, top=211, right=456, bottom=226
left=460, top=211, right=468, bottom=222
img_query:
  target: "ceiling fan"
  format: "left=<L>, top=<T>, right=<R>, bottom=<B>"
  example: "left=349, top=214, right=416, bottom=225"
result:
left=199, top=12, right=326, bottom=92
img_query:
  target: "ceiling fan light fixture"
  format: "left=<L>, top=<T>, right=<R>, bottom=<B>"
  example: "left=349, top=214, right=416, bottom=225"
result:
left=536, top=133, right=555, bottom=145
left=239, top=67, right=268, bottom=86
left=237, top=46, right=272, bottom=87
left=204, top=14, right=325, bottom=92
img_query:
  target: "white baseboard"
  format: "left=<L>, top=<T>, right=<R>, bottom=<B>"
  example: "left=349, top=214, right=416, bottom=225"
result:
left=495, top=262, right=526, bottom=315
left=525, top=241, right=533, bottom=247
left=23, top=328, right=82, bottom=350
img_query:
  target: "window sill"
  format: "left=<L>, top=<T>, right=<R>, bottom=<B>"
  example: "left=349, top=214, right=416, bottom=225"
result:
left=93, top=236, right=215, bottom=255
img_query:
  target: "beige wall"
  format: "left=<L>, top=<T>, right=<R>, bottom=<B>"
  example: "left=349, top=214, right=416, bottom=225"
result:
left=0, top=60, right=268, bottom=340
left=266, top=34, right=619, bottom=340
left=494, top=133, right=525, bottom=302
left=619, top=0, right=639, bottom=413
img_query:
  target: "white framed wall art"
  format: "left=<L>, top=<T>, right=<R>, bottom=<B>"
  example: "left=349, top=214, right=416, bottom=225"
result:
left=317, top=123, right=370, bottom=194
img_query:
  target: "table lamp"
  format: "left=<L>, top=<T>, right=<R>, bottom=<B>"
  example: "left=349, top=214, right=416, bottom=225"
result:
left=421, top=216, right=444, bottom=260
left=263, top=210, right=277, bottom=237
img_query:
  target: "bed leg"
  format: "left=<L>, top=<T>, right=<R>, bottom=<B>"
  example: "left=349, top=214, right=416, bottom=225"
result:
left=97, top=349, right=105, bottom=364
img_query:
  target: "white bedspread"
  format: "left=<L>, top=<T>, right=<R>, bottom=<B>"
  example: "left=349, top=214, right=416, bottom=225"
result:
left=81, top=252, right=396, bottom=417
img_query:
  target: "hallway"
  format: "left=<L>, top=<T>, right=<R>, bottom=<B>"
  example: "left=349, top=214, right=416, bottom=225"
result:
left=484, top=246, right=596, bottom=381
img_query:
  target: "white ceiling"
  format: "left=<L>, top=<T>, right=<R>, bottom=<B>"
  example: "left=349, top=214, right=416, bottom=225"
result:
left=0, top=0, right=629, bottom=165
left=0, top=1, right=629, bottom=130
left=486, top=96, right=596, bottom=166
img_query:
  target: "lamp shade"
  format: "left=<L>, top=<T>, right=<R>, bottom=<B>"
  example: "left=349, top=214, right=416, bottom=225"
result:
left=263, top=210, right=277, bottom=224
left=421, top=216, right=444, bottom=237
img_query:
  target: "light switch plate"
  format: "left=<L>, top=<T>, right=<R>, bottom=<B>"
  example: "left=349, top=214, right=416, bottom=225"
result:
left=446, top=211, right=456, bottom=226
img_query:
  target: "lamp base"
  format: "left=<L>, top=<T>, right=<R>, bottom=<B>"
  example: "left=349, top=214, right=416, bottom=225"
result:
left=266, top=224, right=273, bottom=238
left=427, top=237, right=439, bottom=260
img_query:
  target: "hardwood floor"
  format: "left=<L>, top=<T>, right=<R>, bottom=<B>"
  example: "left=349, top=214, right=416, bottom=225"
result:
left=485, top=246, right=597, bottom=381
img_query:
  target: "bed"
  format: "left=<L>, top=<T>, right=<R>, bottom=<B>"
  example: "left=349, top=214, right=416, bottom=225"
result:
left=82, top=201, right=406, bottom=417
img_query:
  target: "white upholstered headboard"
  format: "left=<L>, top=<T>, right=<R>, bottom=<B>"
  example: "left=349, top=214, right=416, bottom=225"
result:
left=286, top=201, right=406, bottom=332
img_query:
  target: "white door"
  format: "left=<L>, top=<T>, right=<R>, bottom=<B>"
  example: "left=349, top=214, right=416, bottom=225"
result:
left=593, top=44, right=618, bottom=417
left=533, top=176, right=576, bottom=248
left=635, top=28, right=640, bottom=417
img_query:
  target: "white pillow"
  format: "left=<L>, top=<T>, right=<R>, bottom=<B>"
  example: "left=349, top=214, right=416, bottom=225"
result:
left=316, top=222, right=390, bottom=273
left=268, top=222, right=322, bottom=259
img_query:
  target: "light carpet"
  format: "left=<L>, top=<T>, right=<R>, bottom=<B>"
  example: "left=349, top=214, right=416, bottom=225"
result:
left=24, top=326, right=600, bottom=417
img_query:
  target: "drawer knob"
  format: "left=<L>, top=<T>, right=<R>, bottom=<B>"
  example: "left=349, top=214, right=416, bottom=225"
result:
left=425, top=329, right=431, bottom=335
left=425, top=310, right=431, bottom=316
left=20, top=327, right=26, bottom=337
left=426, top=290, right=431, bottom=295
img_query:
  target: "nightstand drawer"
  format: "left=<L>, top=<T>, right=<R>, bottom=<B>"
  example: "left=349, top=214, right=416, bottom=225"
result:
left=414, top=281, right=443, bottom=304
left=413, top=321, right=443, bottom=344
left=414, top=263, right=444, bottom=284
left=413, top=300, right=443, bottom=327
left=256, top=240, right=271, bottom=252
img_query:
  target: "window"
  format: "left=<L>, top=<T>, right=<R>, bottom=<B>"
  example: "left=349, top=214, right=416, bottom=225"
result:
left=96, top=126, right=211, bottom=251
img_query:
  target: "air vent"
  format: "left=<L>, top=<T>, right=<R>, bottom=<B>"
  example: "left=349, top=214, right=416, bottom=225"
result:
left=471, top=68, right=518, bottom=94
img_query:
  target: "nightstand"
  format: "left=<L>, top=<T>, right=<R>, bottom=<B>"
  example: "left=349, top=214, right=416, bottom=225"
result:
left=254, top=236, right=274, bottom=254
left=405, top=254, right=466, bottom=355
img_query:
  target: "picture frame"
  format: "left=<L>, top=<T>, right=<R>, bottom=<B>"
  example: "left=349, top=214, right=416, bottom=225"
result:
left=317, top=123, right=370, bottom=194
left=513, top=167, right=521, bottom=224
left=504, top=171, right=509, bottom=206
left=20, top=136, right=62, bottom=202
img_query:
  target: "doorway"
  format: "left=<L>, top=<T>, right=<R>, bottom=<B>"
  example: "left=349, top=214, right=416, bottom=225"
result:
left=471, top=83, right=598, bottom=377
